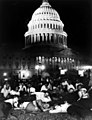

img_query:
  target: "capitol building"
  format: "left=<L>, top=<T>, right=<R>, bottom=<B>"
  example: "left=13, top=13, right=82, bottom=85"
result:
left=0, top=0, right=81, bottom=79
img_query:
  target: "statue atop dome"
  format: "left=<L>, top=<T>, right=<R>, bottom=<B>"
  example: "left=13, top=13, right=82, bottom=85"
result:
left=43, top=0, right=48, bottom=3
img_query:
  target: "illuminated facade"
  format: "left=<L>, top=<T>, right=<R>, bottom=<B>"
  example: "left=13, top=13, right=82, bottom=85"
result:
left=0, top=0, right=81, bottom=78
left=23, top=0, right=80, bottom=73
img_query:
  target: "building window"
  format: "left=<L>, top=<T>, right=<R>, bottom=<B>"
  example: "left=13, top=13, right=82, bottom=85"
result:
left=50, top=24, right=52, bottom=29
left=37, top=24, right=39, bottom=28
left=53, top=24, right=55, bottom=29
left=41, top=24, right=43, bottom=28
left=47, top=24, right=49, bottom=28
left=44, top=24, right=46, bottom=28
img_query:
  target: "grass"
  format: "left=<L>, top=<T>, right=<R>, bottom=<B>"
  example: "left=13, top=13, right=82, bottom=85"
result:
left=6, top=109, right=92, bottom=120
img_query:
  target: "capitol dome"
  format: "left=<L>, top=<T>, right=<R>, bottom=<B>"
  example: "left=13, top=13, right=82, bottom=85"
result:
left=25, top=0, right=67, bottom=48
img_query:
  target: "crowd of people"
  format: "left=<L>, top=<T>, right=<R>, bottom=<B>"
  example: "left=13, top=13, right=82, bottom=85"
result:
left=0, top=69, right=92, bottom=119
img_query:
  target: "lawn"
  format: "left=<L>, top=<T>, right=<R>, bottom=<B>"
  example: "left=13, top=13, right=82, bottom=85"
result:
left=6, top=109, right=92, bottom=120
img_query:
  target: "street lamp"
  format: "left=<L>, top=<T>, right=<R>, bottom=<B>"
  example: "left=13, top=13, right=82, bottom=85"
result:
left=3, top=72, right=7, bottom=77
left=35, top=64, right=45, bottom=75
left=35, top=65, right=39, bottom=70
left=4, top=78, right=8, bottom=81
left=41, top=65, right=45, bottom=70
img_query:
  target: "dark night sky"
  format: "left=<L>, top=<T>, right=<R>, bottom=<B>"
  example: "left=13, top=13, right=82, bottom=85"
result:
left=0, top=0, right=92, bottom=61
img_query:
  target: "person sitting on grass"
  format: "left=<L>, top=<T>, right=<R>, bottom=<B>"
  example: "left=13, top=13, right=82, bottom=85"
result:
left=67, top=86, right=92, bottom=118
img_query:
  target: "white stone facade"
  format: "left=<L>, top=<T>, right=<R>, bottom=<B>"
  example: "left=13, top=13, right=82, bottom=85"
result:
left=24, top=0, right=67, bottom=48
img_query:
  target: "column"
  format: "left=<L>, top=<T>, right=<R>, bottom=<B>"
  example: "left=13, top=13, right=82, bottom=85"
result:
left=49, top=33, right=51, bottom=42
left=38, top=34, right=40, bottom=42
left=45, top=33, right=48, bottom=42
left=31, top=35, right=33, bottom=43
left=34, top=34, right=36, bottom=43
left=42, top=33, right=44, bottom=42
left=54, top=34, right=56, bottom=43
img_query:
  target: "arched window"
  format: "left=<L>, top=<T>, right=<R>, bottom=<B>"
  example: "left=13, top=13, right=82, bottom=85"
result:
left=41, top=24, right=43, bottom=28
left=53, top=24, right=55, bottom=29
left=38, top=24, right=40, bottom=28
left=44, top=24, right=46, bottom=28
left=50, top=24, right=52, bottom=29
left=47, top=24, right=49, bottom=28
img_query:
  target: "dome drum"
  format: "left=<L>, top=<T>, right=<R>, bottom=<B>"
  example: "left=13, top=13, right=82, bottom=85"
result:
left=25, top=32, right=67, bottom=48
